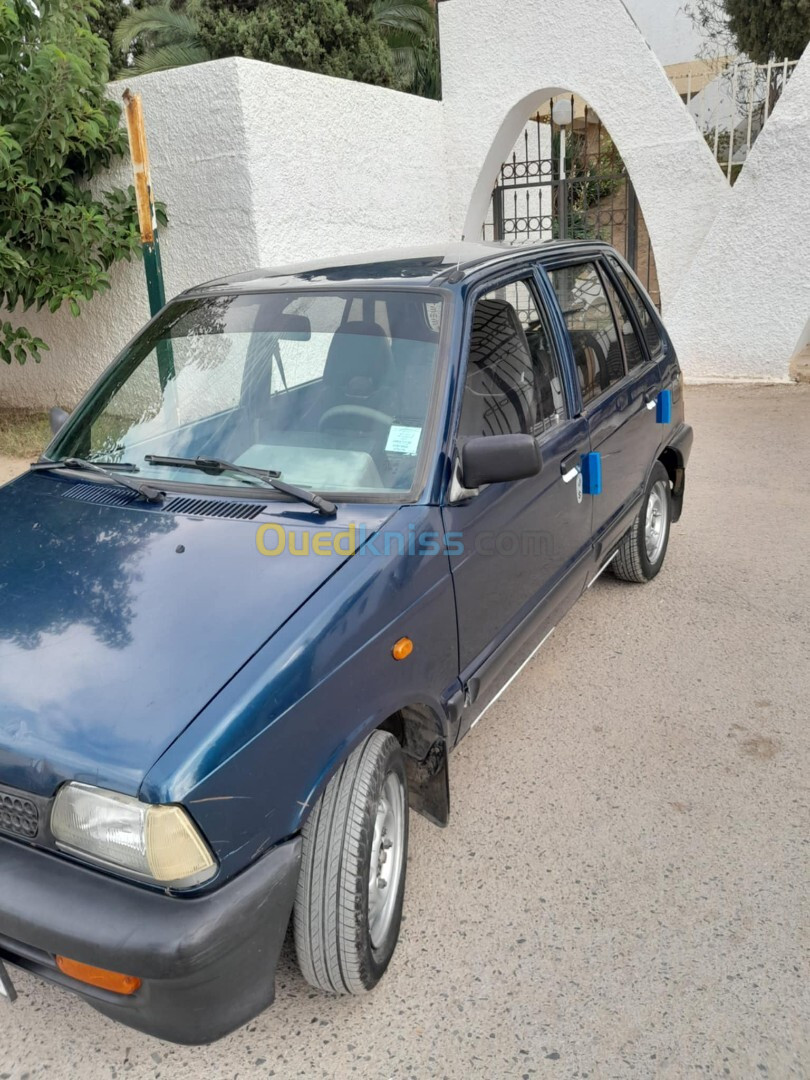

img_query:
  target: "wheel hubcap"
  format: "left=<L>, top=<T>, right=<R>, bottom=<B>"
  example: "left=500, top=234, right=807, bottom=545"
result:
left=368, top=772, right=405, bottom=950
left=644, top=480, right=669, bottom=563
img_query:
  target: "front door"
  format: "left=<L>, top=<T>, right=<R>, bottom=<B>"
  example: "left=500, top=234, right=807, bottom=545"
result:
left=546, top=259, right=661, bottom=553
left=441, top=276, right=592, bottom=740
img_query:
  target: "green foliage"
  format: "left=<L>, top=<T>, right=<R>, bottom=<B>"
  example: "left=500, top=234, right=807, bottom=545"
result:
left=113, top=3, right=211, bottom=76
left=192, top=0, right=398, bottom=87
left=107, top=0, right=440, bottom=96
left=0, top=0, right=143, bottom=364
left=684, top=0, right=810, bottom=62
left=371, top=0, right=440, bottom=98
left=88, top=0, right=131, bottom=69
left=725, top=0, right=810, bottom=62
left=550, top=130, right=625, bottom=242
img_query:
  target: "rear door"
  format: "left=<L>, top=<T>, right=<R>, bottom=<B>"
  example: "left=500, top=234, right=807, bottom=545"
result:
left=600, top=255, right=666, bottom=476
left=442, top=273, right=592, bottom=739
left=546, top=258, right=661, bottom=553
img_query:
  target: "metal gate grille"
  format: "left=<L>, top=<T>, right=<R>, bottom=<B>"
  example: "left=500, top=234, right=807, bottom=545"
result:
left=484, top=97, right=660, bottom=308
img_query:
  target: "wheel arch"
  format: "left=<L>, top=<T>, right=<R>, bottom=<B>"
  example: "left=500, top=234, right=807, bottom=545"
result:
left=301, top=701, right=451, bottom=834
left=379, top=703, right=451, bottom=828
left=658, top=445, right=685, bottom=523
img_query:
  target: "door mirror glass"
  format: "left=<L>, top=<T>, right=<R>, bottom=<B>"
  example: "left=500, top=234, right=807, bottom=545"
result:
left=460, top=434, right=542, bottom=490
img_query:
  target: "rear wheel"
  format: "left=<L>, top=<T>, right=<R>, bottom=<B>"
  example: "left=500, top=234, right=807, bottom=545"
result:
left=612, top=461, right=672, bottom=583
left=294, top=731, right=408, bottom=994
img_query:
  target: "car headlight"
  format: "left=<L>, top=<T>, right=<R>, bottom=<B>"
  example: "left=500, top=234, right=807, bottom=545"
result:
left=51, top=783, right=216, bottom=888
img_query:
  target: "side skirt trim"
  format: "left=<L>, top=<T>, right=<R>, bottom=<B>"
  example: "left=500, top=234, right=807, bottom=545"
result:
left=587, top=550, right=618, bottom=589
left=470, top=627, right=555, bottom=731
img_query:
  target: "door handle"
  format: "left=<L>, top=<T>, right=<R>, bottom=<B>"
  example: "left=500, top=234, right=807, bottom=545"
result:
left=561, top=460, right=581, bottom=483
left=645, top=390, right=659, bottom=410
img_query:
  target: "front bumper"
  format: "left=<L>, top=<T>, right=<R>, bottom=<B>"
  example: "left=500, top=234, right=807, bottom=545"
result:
left=0, top=833, right=302, bottom=1044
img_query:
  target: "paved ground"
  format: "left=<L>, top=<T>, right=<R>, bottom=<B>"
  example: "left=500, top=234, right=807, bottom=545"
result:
left=1, top=386, right=808, bottom=1079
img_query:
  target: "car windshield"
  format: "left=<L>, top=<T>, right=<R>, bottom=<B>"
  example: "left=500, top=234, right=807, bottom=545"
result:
left=49, top=289, right=446, bottom=498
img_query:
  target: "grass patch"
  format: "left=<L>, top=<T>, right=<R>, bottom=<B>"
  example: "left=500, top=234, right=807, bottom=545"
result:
left=0, top=409, right=51, bottom=460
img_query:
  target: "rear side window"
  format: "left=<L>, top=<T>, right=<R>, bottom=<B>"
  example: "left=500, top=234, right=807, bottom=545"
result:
left=548, top=263, right=624, bottom=406
left=458, top=280, right=566, bottom=440
left=602, top=272, right=645, bottom=371
left=608, top=258, right=665, bottom=361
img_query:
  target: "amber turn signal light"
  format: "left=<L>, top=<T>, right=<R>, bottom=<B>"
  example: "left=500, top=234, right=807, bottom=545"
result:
left=392, top=637, right=413, bottom=661
left=56, top=955, right=141, bottom=995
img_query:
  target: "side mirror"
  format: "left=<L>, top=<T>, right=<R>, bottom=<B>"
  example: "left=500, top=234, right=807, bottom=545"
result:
left=460, top=434, right=542, bottom=490
left=49, top=407, right=70, bottom=435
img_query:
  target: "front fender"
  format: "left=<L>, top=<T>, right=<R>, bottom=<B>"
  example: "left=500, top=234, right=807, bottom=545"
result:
left=141, top=506, right=459, bottom=886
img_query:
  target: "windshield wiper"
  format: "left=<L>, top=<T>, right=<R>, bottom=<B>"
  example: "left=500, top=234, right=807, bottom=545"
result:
left=145, top=455, right=337, bottom=517
left=30, top=458, right=164, bottom=504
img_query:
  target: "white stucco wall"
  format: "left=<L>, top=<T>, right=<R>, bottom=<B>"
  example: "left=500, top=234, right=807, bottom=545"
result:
left=0, top=58, right=449, bottom=410
left=439, top=0, right=729, bottom=311
left=0, top=60, right=263, bottom=410
left=666, top=48, right=810, bottom=381
left=234, top=60, right=448, bottom=265
left=0, top=4, right=807, bottom=408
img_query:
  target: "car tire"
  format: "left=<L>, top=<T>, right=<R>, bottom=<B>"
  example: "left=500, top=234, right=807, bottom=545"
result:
left=612, top=461, right=672, bottom=583
left=294, top=730, right=408, bottom=995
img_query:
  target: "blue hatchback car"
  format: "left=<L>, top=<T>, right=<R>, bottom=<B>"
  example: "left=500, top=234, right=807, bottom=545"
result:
left=0, top=242, right=692, bottom=1042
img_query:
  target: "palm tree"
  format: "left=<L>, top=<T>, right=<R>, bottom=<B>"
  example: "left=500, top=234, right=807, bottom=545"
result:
left=112, top=4, right=210, bottom=77
left=371, top=0, right=440, bottom=98
left=111, top=0, right=441, bottom=95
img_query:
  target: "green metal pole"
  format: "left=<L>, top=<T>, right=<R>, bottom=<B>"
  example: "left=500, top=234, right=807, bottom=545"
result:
left=143, top=237, right=173, bottom=389
left=143, top=238, right=166, bottom=319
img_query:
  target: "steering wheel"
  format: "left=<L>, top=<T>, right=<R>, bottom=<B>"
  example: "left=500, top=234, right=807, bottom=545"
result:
left=318, top=405, right=393, bottom=443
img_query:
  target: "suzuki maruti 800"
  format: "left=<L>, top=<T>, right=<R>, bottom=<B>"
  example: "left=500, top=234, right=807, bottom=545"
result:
left=0, top=242, right=692, bottom=1042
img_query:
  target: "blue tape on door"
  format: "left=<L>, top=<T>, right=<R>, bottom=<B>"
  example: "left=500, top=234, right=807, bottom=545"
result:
left=581, top=452, right=602, bottom=496
left=656, top=389, right=672, bottom=424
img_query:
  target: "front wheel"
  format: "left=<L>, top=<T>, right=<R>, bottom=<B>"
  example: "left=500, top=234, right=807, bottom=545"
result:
left=294, top=731, right=408, bottom=995
left=612, top=461, right=672, bottom=583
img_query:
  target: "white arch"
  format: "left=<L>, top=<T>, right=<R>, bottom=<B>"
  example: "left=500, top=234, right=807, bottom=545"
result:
left=666, top=47, right=810, bottom=380
left=438, top=0, right=729, bottom=310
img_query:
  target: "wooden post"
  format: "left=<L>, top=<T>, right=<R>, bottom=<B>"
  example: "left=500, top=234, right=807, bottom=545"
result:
left=123, top=90, right=172, bottom=386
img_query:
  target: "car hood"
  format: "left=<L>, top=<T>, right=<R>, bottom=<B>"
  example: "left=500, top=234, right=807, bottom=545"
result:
left=0, top=473, right=396, bottom=797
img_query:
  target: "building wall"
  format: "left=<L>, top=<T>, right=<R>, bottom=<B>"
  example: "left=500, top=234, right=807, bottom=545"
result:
left=235, top=60, right=449, bottom=266
left=666, top=51, right=810, bottom=381
left=0, top=58, right=449, bottom=410
left=1, top=61, right=262, bottom=410
left=0, top=5, right=808, bottom=409
left=439, top=0, right=729, bottom=311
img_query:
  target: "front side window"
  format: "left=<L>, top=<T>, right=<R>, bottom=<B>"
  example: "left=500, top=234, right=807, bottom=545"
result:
left=50, top=290, right=446, bottom=498
left=458, top=279, right=566, bottom=440
left=548, top=262, right=625, bottom=406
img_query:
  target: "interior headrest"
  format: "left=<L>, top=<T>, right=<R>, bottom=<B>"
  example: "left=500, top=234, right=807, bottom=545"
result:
left=324, top=321, right=393, bottom=390
left=266, top=312, right=312, bottom=340
left=469, top=299, right=533, bottom=371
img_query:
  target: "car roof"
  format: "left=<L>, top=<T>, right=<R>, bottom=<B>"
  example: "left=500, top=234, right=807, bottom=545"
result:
left=181, top=240, right=611, bottom=296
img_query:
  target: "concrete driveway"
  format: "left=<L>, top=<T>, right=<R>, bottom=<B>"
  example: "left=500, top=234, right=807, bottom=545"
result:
left=1, top=385, right=808, bottom=1078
